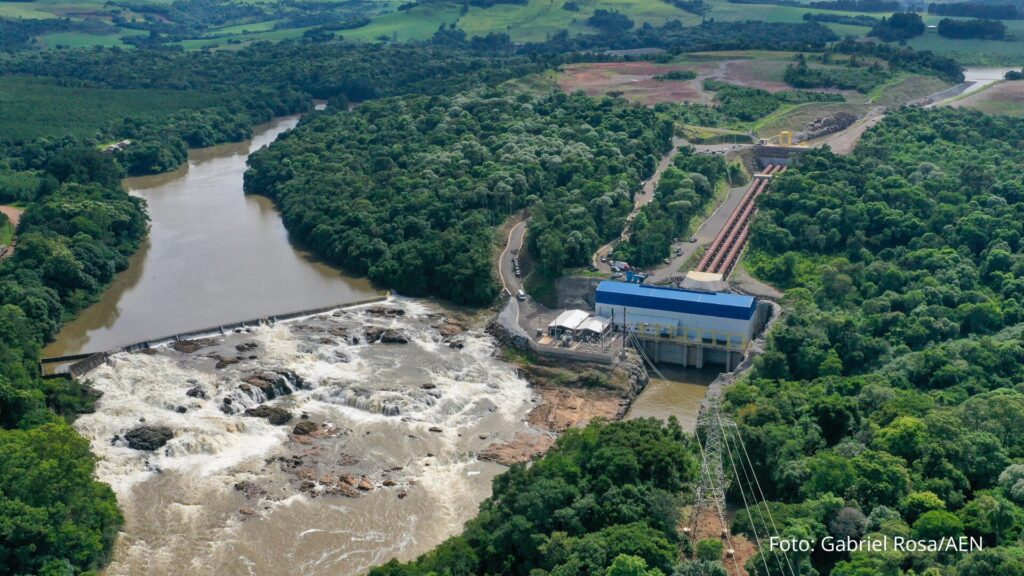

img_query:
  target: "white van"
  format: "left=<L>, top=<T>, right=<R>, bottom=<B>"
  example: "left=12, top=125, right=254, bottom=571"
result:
left=516, top=289, right=526, bottom=301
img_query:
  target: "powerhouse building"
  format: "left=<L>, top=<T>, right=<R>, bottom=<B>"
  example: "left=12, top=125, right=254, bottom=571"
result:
left=594, top=281, right=758, bottom=351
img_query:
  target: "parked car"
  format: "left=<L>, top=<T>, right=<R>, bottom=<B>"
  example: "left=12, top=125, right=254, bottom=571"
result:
left=611, top=273, right=624, bottom=279
left=600, top=256, right=607, bottom=263
left=516, top=289, right=526, bottom=301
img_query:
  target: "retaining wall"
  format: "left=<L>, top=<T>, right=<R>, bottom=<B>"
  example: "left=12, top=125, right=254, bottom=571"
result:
left=41, top=295, right=389, bottom=378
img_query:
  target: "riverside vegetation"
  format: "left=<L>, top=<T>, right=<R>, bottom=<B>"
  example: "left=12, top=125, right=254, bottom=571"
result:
left=0, top=13, right=1018, bottom=576
left=736, top=107, right=1024, bottom=575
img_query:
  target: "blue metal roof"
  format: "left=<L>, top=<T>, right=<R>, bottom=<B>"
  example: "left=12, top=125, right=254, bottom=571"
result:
left=595, top=281, right=756, bottom=320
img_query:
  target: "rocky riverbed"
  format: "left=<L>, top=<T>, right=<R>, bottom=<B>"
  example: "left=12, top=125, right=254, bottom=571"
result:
left=76, top=299, right=541, bottom=576
left=76, top=298, right=649, bottom=575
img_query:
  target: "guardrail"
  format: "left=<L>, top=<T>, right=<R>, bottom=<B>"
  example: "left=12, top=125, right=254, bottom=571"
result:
left=40, top=294, right=389, bottom=379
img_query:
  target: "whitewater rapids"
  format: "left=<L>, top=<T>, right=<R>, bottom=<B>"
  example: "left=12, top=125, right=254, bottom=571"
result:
left=75, top=299, right=537, bottom=575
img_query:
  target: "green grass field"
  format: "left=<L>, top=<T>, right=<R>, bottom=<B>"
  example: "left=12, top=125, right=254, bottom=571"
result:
left=6, top=0, right=1024, bottom=65
left=0, top=220, right=13, bottom=246
left=339, top=2, right=464, bottom=42
left=0, top=76, right=226, bottom=140
left=906, top=19, right=1024, bottom=66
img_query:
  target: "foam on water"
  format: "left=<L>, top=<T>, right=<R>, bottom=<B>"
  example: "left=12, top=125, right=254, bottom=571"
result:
left=78, top=299, right=534, bottom=576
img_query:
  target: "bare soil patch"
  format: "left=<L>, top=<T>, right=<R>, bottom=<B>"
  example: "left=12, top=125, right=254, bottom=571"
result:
left=557, top=62, right=713, bottom=105
left=0, top=205, right=24, bottom=228
left=708, top=59, right=794, bottom=93
left=951, top=80, right=1024, bottom=117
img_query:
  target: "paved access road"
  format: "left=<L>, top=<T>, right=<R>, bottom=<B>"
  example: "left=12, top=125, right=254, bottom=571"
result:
left=593, top=137, right=688, bottom=272
left=646, top=181, right=751, bottom=284
left=499, top=219, right=528, bottom=296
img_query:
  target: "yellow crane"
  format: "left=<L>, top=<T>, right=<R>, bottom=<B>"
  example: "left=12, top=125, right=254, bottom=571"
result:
left=758, top=131, right=798, bottom=146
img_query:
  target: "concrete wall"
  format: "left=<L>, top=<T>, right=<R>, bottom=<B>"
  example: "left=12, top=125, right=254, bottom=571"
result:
left=635, top=338, right=742, bottom=370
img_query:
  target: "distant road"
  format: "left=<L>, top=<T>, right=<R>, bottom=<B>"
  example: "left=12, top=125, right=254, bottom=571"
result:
left=0, top=205, right=24, bottom=260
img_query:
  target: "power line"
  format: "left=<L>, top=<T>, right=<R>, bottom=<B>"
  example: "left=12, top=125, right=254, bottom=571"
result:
left=733, top=423, right=797, bottom=576
left=724, top=424, right=794, bottom=576
left=718, top=410, right=773, bottom=576
left=625, top=330, right=742, bottom=576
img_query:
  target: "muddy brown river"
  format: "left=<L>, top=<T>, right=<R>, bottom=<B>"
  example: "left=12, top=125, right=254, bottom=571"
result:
left=45, top=118, right=539, bottom=576
left=625, top=366, right=715, bottom=431
left=45, top=116, right=377, bottom=357
left=47, top=114, right=707, bottom=576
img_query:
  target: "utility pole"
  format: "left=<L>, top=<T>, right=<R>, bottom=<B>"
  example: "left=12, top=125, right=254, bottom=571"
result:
left=687, top=384, right=734, bottom=546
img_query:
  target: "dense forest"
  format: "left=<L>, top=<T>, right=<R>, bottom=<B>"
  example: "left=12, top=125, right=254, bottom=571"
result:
left=802, top=13, right=878, bottom=28
left=523, top=20, right=838, bottom=54
left=867, top=12, right=926, bottom=42
left=0, top=148, right=147, bottom=574
left=618, top=147, right=730, bottom=267
left=368, top=418, right=704, bottom=576
left=735, top=108, right=1024, bottom=575
left=937, top=18, right=1007, bottom=40
left=245, top=89, right=671, bottom=304
left=0, top=42, right=549, bottom=176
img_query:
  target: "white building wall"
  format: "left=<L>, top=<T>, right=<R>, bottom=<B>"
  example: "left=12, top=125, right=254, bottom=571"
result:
left=595, top=304, right=755, bottom=345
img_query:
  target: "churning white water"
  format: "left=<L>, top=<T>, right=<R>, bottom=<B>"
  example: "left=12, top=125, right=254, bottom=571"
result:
left=77, top=299, right=538, bottom=575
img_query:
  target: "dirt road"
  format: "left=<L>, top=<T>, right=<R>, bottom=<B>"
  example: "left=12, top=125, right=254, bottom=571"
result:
left=0, top=205, right=24, bottom=259
left=593, top=138, right=685, bottom=271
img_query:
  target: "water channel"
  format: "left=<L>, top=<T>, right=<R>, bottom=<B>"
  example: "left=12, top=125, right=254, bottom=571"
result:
left=44, top=115, right=377, bottom=357
left=44, top=117, right=537, bottom=575
left=45, top=113, right=711, bottom=575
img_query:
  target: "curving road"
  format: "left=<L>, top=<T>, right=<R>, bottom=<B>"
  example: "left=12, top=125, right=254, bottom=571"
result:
left=499, top=219, right=528, bottom=296
left=593, top=137, right=687, bottom=271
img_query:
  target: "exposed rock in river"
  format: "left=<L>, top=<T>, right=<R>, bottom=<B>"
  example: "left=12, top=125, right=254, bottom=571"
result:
left=124, top=425, right=174, bottom=451
left=185, top=385, right=207, bottom=399
left=172, top=339, right=215, bottom=353
left=292, top=420, right=318, bottom=435
left=244, top=405, right=293, bottom=425
left=364, top=326, right=410, bottom=344
left=479, top=432, right=556, bottom=465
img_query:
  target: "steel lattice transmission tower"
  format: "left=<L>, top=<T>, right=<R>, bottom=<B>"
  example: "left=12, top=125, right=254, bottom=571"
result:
left=687, top=384, right=734, bottom=542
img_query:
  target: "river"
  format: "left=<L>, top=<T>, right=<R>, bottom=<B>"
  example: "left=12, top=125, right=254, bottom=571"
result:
left=45, top=118, right=539, bottom=575
left=626, top=365, right=716, bottom=431
left=45, top=116, right=377, bottom=357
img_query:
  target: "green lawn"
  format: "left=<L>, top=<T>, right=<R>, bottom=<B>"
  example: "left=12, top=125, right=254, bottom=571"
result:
left=177, top=25, right=315, bottom=49
left=0, top=76, right=226, bottom=140
left=461, top=0, right=693, bottom=42
left=905, top=24, right=1024, bottom=66
left=0, top=220, right=13, bottom=246
left=339, top=3, right=463, bottom=42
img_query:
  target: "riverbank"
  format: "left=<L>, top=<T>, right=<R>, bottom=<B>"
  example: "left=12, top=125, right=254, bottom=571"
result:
left=480, top=346, right=650, bottom=464
left=45, top=116, right=379, bottom=358
left=79, top=299, right=538, bottom=576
